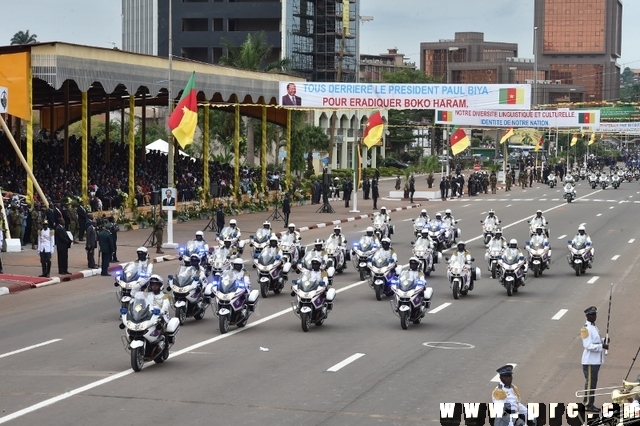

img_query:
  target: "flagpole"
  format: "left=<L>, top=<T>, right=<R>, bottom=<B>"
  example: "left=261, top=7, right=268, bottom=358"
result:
left=164, top=0, right=177, bottom=249
left=350, top=111, right=360, bottom=213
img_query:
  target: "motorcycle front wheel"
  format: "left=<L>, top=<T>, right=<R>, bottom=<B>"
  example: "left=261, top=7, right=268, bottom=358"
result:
left=154, top=344, right=169, bottom=364
left=219, top=314, right=230, bottom=334
left=400, top=311, right=410, bottom=330
left=131, top=347, right=144, bottom=372
left=260, top=281, right=269, bottom=298
left=506, top=281, right=513, bottom=297
left=452, top=281, right=460, bottom=299
left=301, top=312, right=311, bottom=332
left=176, top=307, right=187, bottom=325
left=491, top=263, right=497, bottom=279
left=359, top=269, right=366, bottom=281
left=575, top=264, right=581, bottom=276
left=375, top=285, right=383, bottom=301
left=534, top=265, right=540, bottom=277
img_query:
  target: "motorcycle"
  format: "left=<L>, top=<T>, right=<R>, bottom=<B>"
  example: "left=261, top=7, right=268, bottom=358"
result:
left=525, top=239, right=551, bottom=277
left=290, top=271, right=336, bottom=332
left=208, top=249, right=232, bottom=279
left=253, top=249, right=291, bottom=298
left=611, top=173, right=620, bottom=189
left=412, top=216, right=428, bottom=238
left=547, top=172, right=556, bottom=188
left=567, top=239, right=593, bottom=276
left=528, top=220, right=550, bottom=238
left=371, top=214, right=391, bottom=240
left=114, top=262, right=151, bottom=310
left=389, top=271, right=433, bottom=330
left=563, top=182, right=576, bottom=203
left=217, top=226, right=246, bottom=253
left=427, top=219, right=447, bottom=253
left=352, top=236, right=378, bottom=281
left=485, top=240, right=504, bottom=279
left=579, top=168, right=587, bottom=180
left=498, top=251, right=526, bottom=296
left=249, top=228, right=271, bottom=256
left=588, top=173, right=599, bottom=189
left=324, top=238, right=346, bottom=274
left=599, top=174, right=609, bottom=190
left=179, top=240, right=208, bottom=267
left=210, top=270, right=259, bottom=334
left=411, top=238, right=439, bottom=276
left=481, top=220, right=501, bottom=245
left=166, top=265, right=209, bottom=325
left=367, top=250, right=397, bottom=301
left=442, top=218, right=460, bottom=246
left=279, top=233, right=300, bottom=265
left=120, top=293, right=180, bottom=372
left=446, top=254, right=479, bottom=300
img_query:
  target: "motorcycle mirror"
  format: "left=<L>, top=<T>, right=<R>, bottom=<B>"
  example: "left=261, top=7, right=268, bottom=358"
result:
left=567, top=240, right=572, bottom=244
left=119, top=323, right=126, bottom=329
left=544, top=241, right=549, bottom=246
left=344, top=240, right=347, bottom=243
left=445, top=257, right=450, bottom=262
left=168, top=274, right=173, bottom=280
left=411, top=219, right=415, bottom=222
left=499, top=220, right=502, bottom=223
left=252, top=264, right=257, bottom=269
left=250, top=235, right=254, bottom=239
left=480, top=220, right=483, bottom=223
left=411, top=241, right=415, bottom=245
left=114, top=282, right=119, bottom=287
left=470, top=258, right=475, bottom=262
left=525, top=241, right=530, bottom=245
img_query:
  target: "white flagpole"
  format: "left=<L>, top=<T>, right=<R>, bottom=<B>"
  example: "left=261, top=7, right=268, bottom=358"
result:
left=164, top=0, right=177, bottom=249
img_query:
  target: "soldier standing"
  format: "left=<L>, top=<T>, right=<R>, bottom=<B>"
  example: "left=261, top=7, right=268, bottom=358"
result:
left=9, top=204, right=22, bottom=242
left=505, top=171, right=512, bottom=191
left=69, top=200, right=79, bottom=243
left=154, top=211, right=165, bottom=254
left=482, top=173, right=489, bottom=194
left=581, top=306, right=609, bottom=412
left=490, top=172, right=497, bottom=194
left=30, top=204, right=44, bottom=250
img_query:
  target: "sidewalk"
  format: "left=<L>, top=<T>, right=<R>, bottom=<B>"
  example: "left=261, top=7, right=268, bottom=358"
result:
left=0, top=177, right=423, bottom=295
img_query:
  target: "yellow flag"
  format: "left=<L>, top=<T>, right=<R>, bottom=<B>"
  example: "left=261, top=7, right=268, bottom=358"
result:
left=500, top=128, right=514, bottom=145
left=570, top=134, right=578, bottom=147
left=589, top=133, right=596, bottom=146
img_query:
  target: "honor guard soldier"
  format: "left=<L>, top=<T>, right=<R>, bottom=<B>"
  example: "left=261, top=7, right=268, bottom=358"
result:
left=492, top=364, right=533, bottom=426
left=581, top=306, right=609, bottom=412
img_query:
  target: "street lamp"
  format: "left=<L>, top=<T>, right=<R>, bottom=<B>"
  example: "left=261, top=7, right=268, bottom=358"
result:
left=509, top=66, right=518, bottom=84
left=446, top=47, right=459, bottom=83
left=533, top=27, right=538, bottom=106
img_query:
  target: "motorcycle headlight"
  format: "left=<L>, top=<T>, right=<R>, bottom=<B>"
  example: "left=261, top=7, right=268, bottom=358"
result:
left=217, top=292, right=235, bottom=301
left=126, top=320, right=152, bottom=331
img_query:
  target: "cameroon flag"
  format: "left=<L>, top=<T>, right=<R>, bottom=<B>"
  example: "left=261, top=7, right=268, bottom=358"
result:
left=168, top=72, right=198, bottom=149
left=570, top=134, right=578, bottom=146
left=499, top=87, right=525, bottom=105
left=578, top=112, right=596, bottom=124
left=437, top=110, right=453, bottom=123
left=500, top=127, right=514, bottom=145
left=450, top=126, right=470, bottom=156
left=534, top=135, right=544, bottom=152
left=363, top=111, right=384, bottom=149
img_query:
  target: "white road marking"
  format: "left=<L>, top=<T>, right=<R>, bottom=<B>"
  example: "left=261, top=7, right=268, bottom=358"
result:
left=539, top=198, right=547, bottom=201
left=428, top=303, right=451, bottom=314
left=557, top=234, right=567, bottom=240
left=587, top=276, right=599, bottom=284
left=629, top=239, right=636, bottom=244
left=491, top=363, right=518, bottom=382
left=611, top=255, right=620, bottom=260
left=0, top=339, right=62, bottom=360
left=551, top=199, right=559, bottom=201
left=326, top=353, right=366, bottom=372
left=552, top=309, right=568, bottom=320
left=609, top=206, right=614, bottom=209
left=463, top=204, right=471, bottom=207
left=505, top=204, right=512, bottom=208
left=402, top=218, right=413, bottom=222
left=597, top=213, right=602, bottom=217
left=0, top=278, right=371, bottom=424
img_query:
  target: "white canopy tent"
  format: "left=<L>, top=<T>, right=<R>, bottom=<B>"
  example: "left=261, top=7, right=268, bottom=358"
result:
left=145, top=139, right=194, bottom=160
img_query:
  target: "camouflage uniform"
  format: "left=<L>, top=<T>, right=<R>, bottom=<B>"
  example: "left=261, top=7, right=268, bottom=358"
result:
left=490, top=173, right=497, bottom=194
left=482, top=174, right=490, bottom=194
left=154, top=215, right=165, bottom=253
left=68, top=202, right=79, bottom=241
left=9, top=206, right=22, bottom=241
left=505, top=173, right=512, bottom=191
left=30, top=208, right=43, bottom=248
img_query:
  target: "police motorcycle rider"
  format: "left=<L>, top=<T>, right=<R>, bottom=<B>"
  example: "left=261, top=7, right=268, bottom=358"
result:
left=403, top=256, right=433, bottom=303
left=443, top=208, right=459, bottom=243
left=205, top=257, right=250, bottom=304
left=325, top=225, right=350, bottom=269
left=187, top=253, right=208, bottom=285
left=220, top=219, right=245, bottom=255
left=378, top=206, right=393, bottom=236
left=500, top=238, right=528, bottom=282
left=284, top=223, right=304, bottom=259
left=529, top=209, right=549, bottom=237
left=572, top=224, right=594, bottom=268
left=306, top=257, right=329, bottom=288
left=450, top=240, right=476, bottom=290
left=530, top=226, right=551, bottom=262
left=217, top=237, right=240, bottom=261
left=145, top=274, right=172, bottom=323
left=361, top=226, right=381, bottom=248
left=485, top=228, right=507, bottom=271
left=414, top=228, right=438, bottom=272
left=193, top=230, right=210, bottom=253
left=483, top=209, right=500, bottom=227
left=378, top=237, right=398, bottom=264
left=413, top=209, right=430, bottom=237
left=297, top=239, right=328, bottom=273
left=132, top=246, right=153, bottom=288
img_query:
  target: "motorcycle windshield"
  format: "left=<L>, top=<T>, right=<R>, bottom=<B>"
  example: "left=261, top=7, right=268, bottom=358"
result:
left=210, top=251, right=227, bottom=267
left=175, top=265, right=195, bottom=288
left=373, top=215, right=385, bottom=228
left=325, top=239, right=339, bottom=253
left=184, top=240, right=199, bottom=257
left=300, top=252, right=315, bottom=270
left=449, top=256, right=465, bottom=269
left=397, top=275, right=421, bottom=292
left=122, top=263, right=140, bottom=282
left=531, top=240, right=545, bottom=250
left=254, top=228, right=270, bottom=243
left=371, top=251, right=390, bottom=268
left=220, top=227, right=234, bottom=240
left=258, top=251, right=276, bottom=266
left=298, top=274, right=321, bottom=292
left=218, top=271, right=242, bottom=294
left=357, top=237, right=374, bottom=251
left=501, top=252, right=520, bottom=265
left=414, top=217, right=426, bottom=227
left=280, top=234, right=294, bottom=247
left=414, top=240, right=430, bottom=251
left=572, top=240, right=587, bottom=250
left=427, top=221, right=440, bottom=232
left=487, top=241, right=503, bottom=252
left=564, top=184, right=573, bottom=191
left=127, top=293, right=153, bottom=322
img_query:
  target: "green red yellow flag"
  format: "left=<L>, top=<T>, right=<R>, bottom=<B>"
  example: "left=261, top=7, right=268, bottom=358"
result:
left=578, top=112, right=596, bottom=124
left=168, top=72, right=198, bottom=149
left=500, top=127, right=514, bottom=145
left=437, top=110, right=453, bottom=123
left=589, top=133, right=596, bottom=146
left=570, top=134, right=578, bottom=147
left=450, top=126, right=470, bottom=156
left=534, top=135, right=544, bottom=152
left=499, top=88, right=525, bottom=105
left=363, top=111, right=384, bottom=149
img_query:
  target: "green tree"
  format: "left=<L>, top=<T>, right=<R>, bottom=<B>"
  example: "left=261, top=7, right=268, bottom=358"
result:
left=10, top=30, right=37, bottom=45
left=381, top=69, right=438, bottom=155
left=218, top=31, right=292, bottom=167
left=621, top=67, right=635, bottom=85
left=294, top=124, right=329, bottom=176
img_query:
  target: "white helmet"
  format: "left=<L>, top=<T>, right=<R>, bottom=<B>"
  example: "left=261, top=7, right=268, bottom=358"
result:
left=366, top=226, right=374, bottom=233
left=445, top=209, right=452, bottom=215
left=288, top=223, right=296, bottom=229
left=509, top=239, right=518, bottom=248
left=136, top=246, right=148, bottom=254
left=229, top=219, right=237, bottom=225
left=578, top=225, right=586, bottom=231
left=489, top=209, right=495, bottom=214
left=421, top=209, right=427, bottom=214
left=195, top=230, right=204, bottom=237
left=232, top=258, right=244, bottom=266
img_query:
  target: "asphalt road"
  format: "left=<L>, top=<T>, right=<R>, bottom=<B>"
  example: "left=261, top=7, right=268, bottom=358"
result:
left=1, top=178, right=640, bottom=425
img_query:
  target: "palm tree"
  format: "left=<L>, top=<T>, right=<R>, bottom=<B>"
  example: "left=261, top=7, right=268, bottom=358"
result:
left=10, top=30, right=38, bottom=45
left=218, top=32, right=291, bottom=166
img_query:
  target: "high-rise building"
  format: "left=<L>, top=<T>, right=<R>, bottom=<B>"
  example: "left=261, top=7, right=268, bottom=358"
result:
left=534, top=0, right=622, bottom=102
left=121, top=0, right=359, bottom=83
left=359, top=48, right=416, bottom=83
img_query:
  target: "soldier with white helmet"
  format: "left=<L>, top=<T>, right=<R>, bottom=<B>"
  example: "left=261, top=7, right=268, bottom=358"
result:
left=230, top=257, right=250, bottom=289
left=483, top=209, right=500, bottom=227
left=193, top=230, right=210, bottom=253
left=145, top=274, right=171, bottom=323
left=326, top=225, right=350, bottom=262
left=220, top=219, right=245, bottom=254
left=573, top=224, right=594, bottom=267
left=503, top=238, right=528, bottom=278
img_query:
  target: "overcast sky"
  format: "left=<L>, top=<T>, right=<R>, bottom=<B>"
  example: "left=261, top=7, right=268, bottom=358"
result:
left=2, top=0, right=639, bottom=71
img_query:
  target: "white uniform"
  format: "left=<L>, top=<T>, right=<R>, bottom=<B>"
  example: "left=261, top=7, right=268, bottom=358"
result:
left=581, top=321, right=605, bottom=365
left=377, top=248, right=398, bottom=263
left=484, top=215, right=500, bottom=227
left=402, top=269, right=425, bottom=282
left=37, top=228, right=55, bottom=253
left=308, top=269, right=328, bottom=285
left=530, top=216, right=547, bottom=229
left=326, top=234, right=346, bottom=247
left=529, top=234, right=547, bottom=246
left=492, top=384, right=530, bottom=425
left=146, top=291, right=171, bottom=322
left=193, top=240, right=210, bottom=253
left=415, top=235, right=434, bottom=249
left=231, top=269, right=251, bottom=289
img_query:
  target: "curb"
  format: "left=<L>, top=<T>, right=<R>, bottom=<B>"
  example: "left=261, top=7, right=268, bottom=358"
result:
left=1, top=205, right=419, bottom=295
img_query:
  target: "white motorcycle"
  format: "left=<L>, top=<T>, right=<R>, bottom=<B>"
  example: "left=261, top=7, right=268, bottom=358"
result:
left=297, top=250, right=335, bottom=287
left=120, top=293, right=180, bottom=372
left=563, top=182, right=576, bottom=203
left=389, top=270, right=433, bottom=330
left=352, top=236, right=378, bottom=281
left=324, top=238, right=347, bottom=274
left=547, top=172, right=556, bottom=188
left=588, top=173, right=599, bottom=189
left=412, top=216, right=428, bottom=238
left=290, top=271, right=336, bottom=332
left=208, top=249, right=232, bottom=278
left=114, top=262, right=151, bottom=310
left=279, top=233, right=300, bottom=265
left=498, top=251, right=527, bottom=297
left=249, top=228, right=271, bottom=256
left=599, top=174, right=609, bottom=190
left=371, top=214, right=391, bottom=240
left=210, top=270, right=259, bottom=334
left=411, top=238, right=439, bottom=276
left=567, top=239, right=593, bottom=276
left=446, top=254, right=480, bottom=300
left=485, top=240, right=504, bottom=279
left=611, top=173, right=620, bottom=189
left=481, top=220, right=501, bottom=245
left=167, top=265, right=209, bottom=325
left=525, top=239, right=551, bottom=277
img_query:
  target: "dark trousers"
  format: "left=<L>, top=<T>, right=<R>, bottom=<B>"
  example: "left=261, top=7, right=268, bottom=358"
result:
left=40, top=252, right=52, bottom=276
left=87, top=248, right=96, bottom=268
left=284, top=212, right=290, bottom=227
left=582, top=364, right=600, bottom=406
left=57, top=249, right=69, bottom=274
left=217, top=221, right=224, bottom=233
left=372, top=197, right=378, bottom=209
left=78, top=223, right=86, bottom=241
left=101, top=251, right=112, bottom=275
